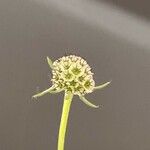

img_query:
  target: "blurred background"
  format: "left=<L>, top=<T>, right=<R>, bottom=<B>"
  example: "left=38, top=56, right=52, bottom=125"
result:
left=0, top=0, right=150, bottom=150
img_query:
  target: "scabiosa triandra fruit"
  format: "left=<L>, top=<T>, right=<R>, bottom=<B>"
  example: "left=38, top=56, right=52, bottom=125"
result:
left=32, top=55, right=111, bottom=150
left=33, top=55, right=111, bottom=108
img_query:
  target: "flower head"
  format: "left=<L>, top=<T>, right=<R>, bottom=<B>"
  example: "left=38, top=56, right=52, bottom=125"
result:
left=51, top=55, right=95, bottom=95
left=32, top=55, right=111, bottom=108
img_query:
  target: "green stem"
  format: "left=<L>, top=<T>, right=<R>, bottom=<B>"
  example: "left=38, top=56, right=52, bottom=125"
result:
left=57, top=92, right=73, bottom=150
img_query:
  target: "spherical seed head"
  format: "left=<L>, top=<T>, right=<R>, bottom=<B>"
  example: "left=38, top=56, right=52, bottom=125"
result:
left=51, top=55, right=95, bottom=95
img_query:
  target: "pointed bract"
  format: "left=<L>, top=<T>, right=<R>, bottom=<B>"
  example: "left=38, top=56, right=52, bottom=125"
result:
left=79, top=95, right=99, bottom=108
left=32, top=86, right=56, bottom=99
left=47, top=56, right=53, bottom=69
left=94, top=81, right=111, bottom=91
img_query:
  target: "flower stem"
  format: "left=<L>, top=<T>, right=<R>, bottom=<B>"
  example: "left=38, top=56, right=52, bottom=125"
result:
left=57, top=92, right=73, bottom=150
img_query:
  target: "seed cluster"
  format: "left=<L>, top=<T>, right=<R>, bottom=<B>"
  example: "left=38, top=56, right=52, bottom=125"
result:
left=51, top=55, right=95, bottom=95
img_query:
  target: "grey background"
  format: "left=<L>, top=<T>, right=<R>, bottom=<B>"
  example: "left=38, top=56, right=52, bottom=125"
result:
left=0, top=0, right=150, bottom=150
left=100, top=0, right=150, bottom=19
